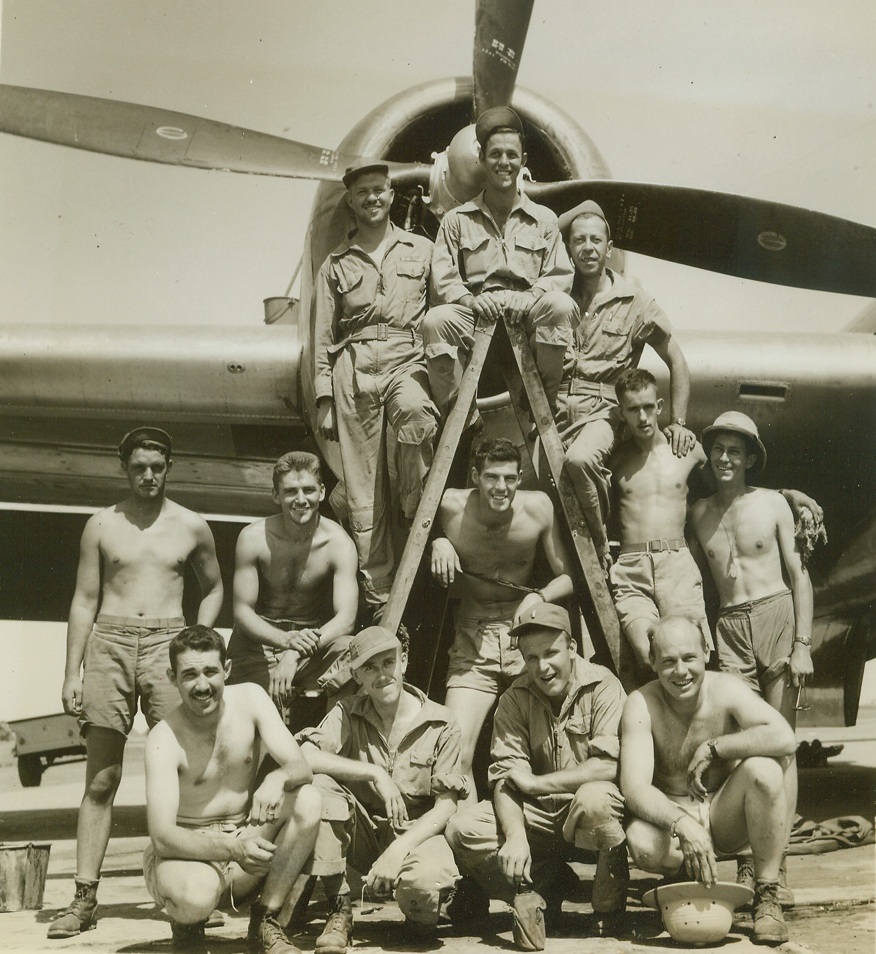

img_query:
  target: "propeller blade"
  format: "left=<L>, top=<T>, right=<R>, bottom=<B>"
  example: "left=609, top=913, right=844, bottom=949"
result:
left=473, top=0, right=534, bottom=115
left=527, top=179, right=876, bottom=298
left=0, top=85, right=424, bottom=183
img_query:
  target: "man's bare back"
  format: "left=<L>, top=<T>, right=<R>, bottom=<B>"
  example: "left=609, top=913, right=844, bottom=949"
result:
left=613, top=438, right=705, bottom=544
left=439, top=487, right=552, bottom=610
left=638, top=672, right=739, bottom=796
left=153, top=683, right=265, bottom=824
left=93, top=498, right=213, bottom=618
left=690, top=487, right=789, bottom=607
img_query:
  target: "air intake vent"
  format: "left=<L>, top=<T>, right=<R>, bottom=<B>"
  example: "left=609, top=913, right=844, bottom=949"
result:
left=737, top=383, right=788, bottom=401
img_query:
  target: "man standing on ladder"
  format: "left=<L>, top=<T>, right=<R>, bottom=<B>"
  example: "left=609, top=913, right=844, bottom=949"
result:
left=314, top=160, right=439, bottom=618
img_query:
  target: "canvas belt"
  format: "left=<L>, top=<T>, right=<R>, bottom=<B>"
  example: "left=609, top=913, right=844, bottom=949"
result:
left=619, top=538, right=687, bottom=554
left=327, top=323, right=416, bottom=355
left=562, top=377, right=616, bottom=398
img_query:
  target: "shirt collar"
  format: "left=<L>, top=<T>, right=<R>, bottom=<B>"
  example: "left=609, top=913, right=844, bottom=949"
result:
left=517, top=655, right=606, bottom=712
left=330, top=222, right=412, bottom=259
left=348, top=682, right=449, bottom=732
left=458, top=189, right=539, bottom=224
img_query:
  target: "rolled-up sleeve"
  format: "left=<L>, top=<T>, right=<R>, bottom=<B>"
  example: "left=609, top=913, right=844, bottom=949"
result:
left=532, top=222, right=574, bottom=296
left=636, top=296, right=672, bottom=348
left=587, top=676, right=626, bottom=761
left=430, top=721, right=469, bottom=799
left=487, top=690, right=532, bottom=788
left=313, top=262, right=340, bottom=402
left=296, top=700, right=349, bottom=755
left=430, top=214, right=471, bottom=305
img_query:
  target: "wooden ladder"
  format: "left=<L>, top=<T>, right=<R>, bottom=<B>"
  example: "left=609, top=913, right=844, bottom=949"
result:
left=380, top=314, right=633, bottom=688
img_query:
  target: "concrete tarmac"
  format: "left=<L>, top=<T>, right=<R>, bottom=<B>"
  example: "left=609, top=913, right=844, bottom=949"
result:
left=0, top=715, right=872, bottom=954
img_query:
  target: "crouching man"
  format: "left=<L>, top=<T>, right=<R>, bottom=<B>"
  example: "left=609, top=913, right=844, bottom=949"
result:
left=144, top=626, right=321, bottom=953
left=446, top=603, right=628, bottom=951
left=297, top=626, right=466, bottom=952
left=621, top=616, right=797, bottom=946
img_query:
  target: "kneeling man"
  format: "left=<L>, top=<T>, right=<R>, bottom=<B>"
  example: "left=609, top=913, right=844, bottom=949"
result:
left=144, top=626, right=321, bottom=953
left=297, top=626, right=467, bottom=952
left=621, top=616, right=797, bottom=946
left=446, top=603, right=628, bottom=950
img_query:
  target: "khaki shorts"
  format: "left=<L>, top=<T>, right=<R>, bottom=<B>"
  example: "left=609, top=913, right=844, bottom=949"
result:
left=446, top=603, right=523, bottom=695
left=716, top=590, right=794, bottom=693
left=143, top=816, right=247, bottom=910
left=227, top=619, right=353, bottom=698
left=668, top=788, right=749, bottom=857
left=609, top=548, right=713, bottom=650
left=81, top=615, right=184, bottom=735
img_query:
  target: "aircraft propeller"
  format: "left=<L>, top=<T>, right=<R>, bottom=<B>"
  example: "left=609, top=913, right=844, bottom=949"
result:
left=0, top=84, right=427, bottom=184
left=473, top=0, right=534, bottom=115
left=1, top=0, right=874, bottom=298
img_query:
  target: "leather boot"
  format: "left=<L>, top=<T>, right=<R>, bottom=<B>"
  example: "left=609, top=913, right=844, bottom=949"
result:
left=315, top=893, right=353, bottom=954
left=248, top=901, right=302, bottom=954
left=752, top=881, right=789, bottom=945
left=46, top=877, right=99, bottom=938
left=511, top=888, right=546, bottom=951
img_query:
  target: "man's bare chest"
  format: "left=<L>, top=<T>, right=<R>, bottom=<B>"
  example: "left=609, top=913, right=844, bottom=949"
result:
left=101, top=522, right=192, bottom=573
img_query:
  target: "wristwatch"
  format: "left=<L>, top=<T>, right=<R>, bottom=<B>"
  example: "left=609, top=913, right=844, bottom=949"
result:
left=794, top=636, right=812, bottom=647
left=672, top=417, right=686, bottom=428
left=707, top=738, right=720, bottom=760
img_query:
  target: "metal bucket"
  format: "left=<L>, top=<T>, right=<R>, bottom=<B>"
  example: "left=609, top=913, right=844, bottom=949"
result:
left=263, top=297, right=295, bottom=324
left=0, top=843, right=51, bottom=912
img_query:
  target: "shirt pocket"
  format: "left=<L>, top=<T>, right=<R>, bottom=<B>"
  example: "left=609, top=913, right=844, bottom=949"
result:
left=404, top=740, right=436, bottom=796
left=335, top=266, right=372, bottom=315
left=510, top=235, right=548, bottom=285
left=395, top=257, right=428, bottom=302
left=563, top=715, right=592, bottom=766
left=593, top=312, right=632, bottom=362
left=459, top=236, right=492, bottom=288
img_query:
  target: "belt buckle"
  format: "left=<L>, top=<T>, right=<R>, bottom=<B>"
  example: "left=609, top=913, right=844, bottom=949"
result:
left=650, top=539, right=668, bottom=553
left=377, top=323, right=388, bottom=341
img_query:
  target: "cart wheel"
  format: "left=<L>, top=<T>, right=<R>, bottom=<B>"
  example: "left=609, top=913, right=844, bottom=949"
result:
left=17, top=754, right=44, bottom=787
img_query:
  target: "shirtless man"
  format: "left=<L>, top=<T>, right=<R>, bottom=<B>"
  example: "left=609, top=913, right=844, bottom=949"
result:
left=609, top=369, right=710, bottom=677
left=144, top=625, right=321, bottom=952
left=431, top=438, right=572, bottom=800
left=49, top=426, right=223, bottom=940
left=689, top=411, right=813, bottom=720
left=227, top=452, right=359, bottom=726
left=621, top=616, right=797, bottom=945
left=690, top=411, right=813, bottom=901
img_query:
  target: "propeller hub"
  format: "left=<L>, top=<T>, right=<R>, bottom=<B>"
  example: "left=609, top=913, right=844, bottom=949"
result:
left=442, top=124, right=486, bottom=207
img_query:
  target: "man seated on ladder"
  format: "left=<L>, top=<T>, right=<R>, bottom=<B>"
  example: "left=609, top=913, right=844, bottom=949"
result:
left=424, top=106, right=576, bottom=422
left=555, top=200, right=696, bottom=568
left=431, top=438, right=573, bottom=802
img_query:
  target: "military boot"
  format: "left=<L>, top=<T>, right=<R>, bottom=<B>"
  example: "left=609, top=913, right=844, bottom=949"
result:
left=315, top=893, right=353, bottom=954
left=248, top=901, right=302, bottom=954
left=752, top=880, right=789, bottom=946
left=46, top=877, right=99, bottom=938
left=511, top=888, right=546, bottom=951
left=591, top=845, right=629, bottom=938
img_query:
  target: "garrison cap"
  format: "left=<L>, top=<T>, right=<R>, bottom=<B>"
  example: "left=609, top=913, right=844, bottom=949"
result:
left=118, top=426, right=172, bottom=462
left=509, top=602, right=571, bottom=641
left=475, top=106, right=524, bottom=148
left=558, top=199, right=611, bottom=241
left=702, top=411, right=767, bottom=474
left=342, top=159, right=390, bottom=189
left=349, top=625, right=402, bottom=670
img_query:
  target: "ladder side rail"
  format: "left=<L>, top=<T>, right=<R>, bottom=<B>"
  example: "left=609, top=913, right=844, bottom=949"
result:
left=500, top=317, right=635, bottom=687
left=380, top=320, right=498, bottom=636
